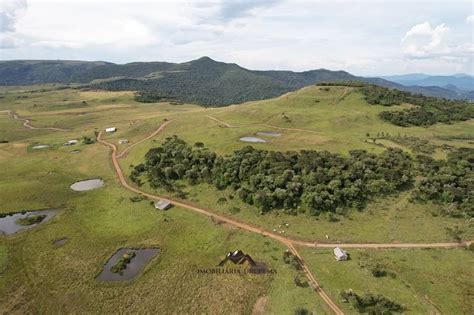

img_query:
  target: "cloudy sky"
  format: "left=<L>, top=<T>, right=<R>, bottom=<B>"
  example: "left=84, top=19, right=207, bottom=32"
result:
left=0, top=0, right=473, bottom=76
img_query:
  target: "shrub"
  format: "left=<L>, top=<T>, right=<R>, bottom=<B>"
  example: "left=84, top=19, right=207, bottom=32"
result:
left=110, top=251, right=136, bottom=274
left=16, top=214, right=47, bottom=226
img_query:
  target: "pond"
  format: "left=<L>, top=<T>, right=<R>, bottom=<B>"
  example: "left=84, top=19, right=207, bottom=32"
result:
left=0, top=209, right=58, bottom=236
left=70, top=179, right=104, bottom=191
left=257, top=131, right=281, bottom=137
left=240, top=137, right=266, bottom=143
left=96, top=248, right=160, bottom=281
left=32, top=144, right=50, bottom=149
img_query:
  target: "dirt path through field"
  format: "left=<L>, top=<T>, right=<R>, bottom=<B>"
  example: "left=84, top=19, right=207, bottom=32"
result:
left=2, top=110, right=70, bottom=131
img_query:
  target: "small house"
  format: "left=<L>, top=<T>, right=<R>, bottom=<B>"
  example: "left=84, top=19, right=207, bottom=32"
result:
left=119, top=139, right=129, bottom=144
left=154, top=200, right=172, bottom=210
left=105, top=127, right=117, bottom=133
left=333, top=247, right=348, bottom=261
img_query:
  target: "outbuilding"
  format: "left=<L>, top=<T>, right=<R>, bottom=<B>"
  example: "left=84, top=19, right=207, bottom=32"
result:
left=154, top=200, right=172, bottom=210
left=65, top=139, right=78, bottom=146
left=333, top=247, right=349, bottom=261
left=105, top=127, right=117, bottom=133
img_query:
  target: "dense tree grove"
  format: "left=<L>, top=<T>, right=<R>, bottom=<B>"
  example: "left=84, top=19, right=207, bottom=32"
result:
left=319, top=82, right=474, bottom=127
left=362, top=85, right=474, bottom=126
left=413, top=148, right=473, bottom=218
left=131, top=136, right=414, bottom=215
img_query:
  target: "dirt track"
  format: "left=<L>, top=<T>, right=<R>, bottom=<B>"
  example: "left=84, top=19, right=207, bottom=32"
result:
left=97, top=121, right=471, bottom=315
left=3, top=110, right=70, bottom=132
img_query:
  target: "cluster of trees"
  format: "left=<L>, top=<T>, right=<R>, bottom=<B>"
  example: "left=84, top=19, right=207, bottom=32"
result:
left=413, top=148, right=473, bottom=218
left=340, top=290, right=405, bottom=314
left=319, top=82, right=474, bottom=127
left=134, top=91, right=175, bottom=103
left=132, top=136, right=413, bottom=215
left=360, top=85, right=474, bottom=127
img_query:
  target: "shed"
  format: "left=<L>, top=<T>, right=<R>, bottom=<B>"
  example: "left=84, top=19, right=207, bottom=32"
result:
left=65, top=139, right=78, bottom=145
left=154, top=200, right=172, bottom=210
left=105, top=127, right=117, bottom=133
left=333, top=247, right=348, bottom=261
left=119, top=139, right=129, bottom=144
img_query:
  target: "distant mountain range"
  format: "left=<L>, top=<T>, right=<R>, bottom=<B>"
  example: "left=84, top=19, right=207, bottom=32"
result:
left=381, top=73, right=474, bottom=91
left=0, top=58, right=473, bottom=105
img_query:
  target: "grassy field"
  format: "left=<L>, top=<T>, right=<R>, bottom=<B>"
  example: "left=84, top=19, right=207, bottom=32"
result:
left=299, top=247, right=474, bottom=314
left=0, top=85, right=472, bottom=313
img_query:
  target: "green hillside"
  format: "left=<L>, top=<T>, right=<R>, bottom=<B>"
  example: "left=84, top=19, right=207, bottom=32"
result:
left=1, top=57, right=471, bottom=105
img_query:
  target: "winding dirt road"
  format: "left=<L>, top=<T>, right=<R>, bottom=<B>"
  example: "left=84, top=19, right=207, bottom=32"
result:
left=2, top=110, right=70, bottom=132
left=97, top=121, right=471, bottom=314
left=116, top=120, right=173, bottom=158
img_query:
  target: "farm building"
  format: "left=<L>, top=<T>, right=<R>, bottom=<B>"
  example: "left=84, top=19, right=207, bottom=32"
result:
left=119, top=139, right=129, bottom=144
left=65, top=139, right=78, bottom=146
left=333, top=247, right=348, bottom=261
left=154, top=200, right=172, bottom=210
left=105, top=127, right=116, bottom=133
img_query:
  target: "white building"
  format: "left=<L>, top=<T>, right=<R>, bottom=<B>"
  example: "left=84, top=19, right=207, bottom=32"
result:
left=105, top=127, right=116, bottom=133
left=65, top=139, right=78, bottom=146
left=333, top=247, right=348, bottom=261
left=154, top=200, right=172, bottom=210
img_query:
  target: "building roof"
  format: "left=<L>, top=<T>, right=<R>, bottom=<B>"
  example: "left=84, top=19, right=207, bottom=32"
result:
left=154, top=200, right=171, bottom=210
left=333, top=247, right=348, bottom=258
left=105, top=127, right=116, bottom=132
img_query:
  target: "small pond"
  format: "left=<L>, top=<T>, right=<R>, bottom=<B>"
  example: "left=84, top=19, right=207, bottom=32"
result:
left=0, top=209, right=58, bottom=236
left=53, top=238, right=68, bottom=246
left=70, top=179, right=104, bottom=191
left=257, top=131, right=281, bottom=137
left=32, top=144, right=50, bottom=149
left=240, top=137, right=266, bottom=143
left=96, top=248, right=160, bottom=281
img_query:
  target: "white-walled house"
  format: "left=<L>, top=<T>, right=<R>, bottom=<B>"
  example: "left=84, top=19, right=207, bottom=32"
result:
left=334, top=247, right=349, bottom=261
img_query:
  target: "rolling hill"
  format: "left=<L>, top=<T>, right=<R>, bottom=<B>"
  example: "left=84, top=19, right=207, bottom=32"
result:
left=0, top=57, right=472, bottom=105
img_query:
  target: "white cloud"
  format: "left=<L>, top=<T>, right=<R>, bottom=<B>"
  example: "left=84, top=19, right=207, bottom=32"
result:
left=0, top=0, right=27, bottom=48
left=467, top=15, right=474, bottom=24
left=401, top=22, right=450, bottom=57
left=0, top=0, right=27, bottom=32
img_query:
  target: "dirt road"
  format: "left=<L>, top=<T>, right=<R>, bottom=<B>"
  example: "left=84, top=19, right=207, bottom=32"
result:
left=206, top=115, right=325, bottom=135
left=116, top=120, right=173, bottom=158
left=3, top=110, right=70, bottom=132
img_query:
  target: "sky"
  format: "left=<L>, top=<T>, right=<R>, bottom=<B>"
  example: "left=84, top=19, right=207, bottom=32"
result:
left=0, top=0, right=473, bottom=76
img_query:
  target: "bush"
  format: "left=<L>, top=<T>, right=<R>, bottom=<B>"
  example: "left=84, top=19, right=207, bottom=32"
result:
left=283, top=251, right=302, bottom=271
left=110, top=251, right=136, bottom=274
left=294, top=275, right=309, bottom=287
left=16, top=214, right=47, bottom=226
left=82, top=136, right=95, bottom=144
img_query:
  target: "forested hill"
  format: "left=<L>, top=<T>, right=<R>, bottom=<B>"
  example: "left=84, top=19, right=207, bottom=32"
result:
left=0, top=57, right=472, bottom=105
